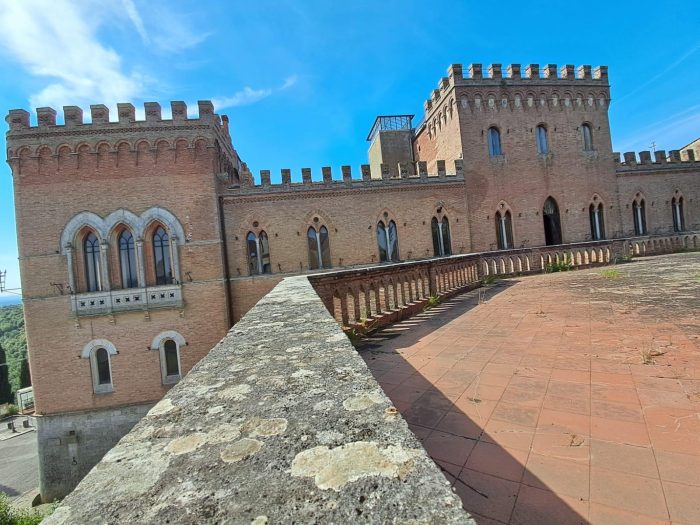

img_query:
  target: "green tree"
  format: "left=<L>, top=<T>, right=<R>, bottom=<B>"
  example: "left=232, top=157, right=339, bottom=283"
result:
left=0, top=343, right=11, bottom=403
left=19, top=356, right=31, bottom=389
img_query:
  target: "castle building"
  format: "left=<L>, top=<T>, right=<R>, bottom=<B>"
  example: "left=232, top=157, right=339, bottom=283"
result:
left=5, top=63, right=699, bottom=501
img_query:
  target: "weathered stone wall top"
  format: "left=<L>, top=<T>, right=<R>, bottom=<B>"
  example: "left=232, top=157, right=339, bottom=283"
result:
left=44, top=276, right=473, bottom=525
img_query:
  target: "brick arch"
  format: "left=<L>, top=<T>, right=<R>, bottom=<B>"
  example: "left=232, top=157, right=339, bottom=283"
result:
left=140, top=207, right=185, bottom=242
left=81, top=338, right=117, bottom=359
left=302, top=209, right=335, bottom=232
left=60, top=212, right=109, bottom=252
left=105, top=209, right=141, bottom=240
left=237, top=212, right=273, bottom=238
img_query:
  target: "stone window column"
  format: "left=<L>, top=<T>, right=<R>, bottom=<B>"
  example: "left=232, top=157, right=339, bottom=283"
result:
left=99, top=241, right=111, bottom=291
left=135, top=237, right=146, bottom=287
left=437, top=222, right=445, bottom=256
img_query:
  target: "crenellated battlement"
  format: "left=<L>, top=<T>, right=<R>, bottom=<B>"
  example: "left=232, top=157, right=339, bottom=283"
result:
left=423, top=63, right=609, bottom=115
left=6, top=100, right=219, bottom=131
left=615, top=149, right=700, bottom=171
left=5, top=100, right=243, bottom=182
left=227, top=159, right=465, bottom=195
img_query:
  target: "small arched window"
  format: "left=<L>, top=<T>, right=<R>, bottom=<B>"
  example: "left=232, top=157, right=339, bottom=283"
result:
left=487, top=127, right=502, bottom=157
left=307, top=225, right=331, bottom=270
left=536, top=125, right=549, bottom=154
left=377, top=220, right=399, bottom=262
left=633, top=199, right=647, bottom=236
left=582, top=124, right=593, bottom=151
left=589, top=203, right=605, bottom=240
left=90, top=347, right=113, bottom=394
left=672, top=197, right=685, bottom=232
left=247, top=231, right=272, bottom=275
left=153, top=226, right=172, bottom=285
left=84, top=232, right=101, bottom=292
left=118, top=230, right=138, bottom=289
left=431, top=216, right=452, bottom=257
left=163, top=339, right=180, bottom=383
left=495, top=211, right=514, bottom=250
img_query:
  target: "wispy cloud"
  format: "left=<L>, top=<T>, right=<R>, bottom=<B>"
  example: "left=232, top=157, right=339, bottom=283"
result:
left=121, top=0, right=149, bottom=44
left=281, top=75, right=299, bottom=90
left=616, top=42, right=700, bottom=105
left=615, top=104, right=700, bottom=152
left=213, top=76, right=300, bottom=110
left=0, top=0, right=144, bottom=110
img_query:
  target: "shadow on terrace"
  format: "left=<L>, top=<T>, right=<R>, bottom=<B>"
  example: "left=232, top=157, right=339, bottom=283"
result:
left=357, top=284, right=588, bottom=524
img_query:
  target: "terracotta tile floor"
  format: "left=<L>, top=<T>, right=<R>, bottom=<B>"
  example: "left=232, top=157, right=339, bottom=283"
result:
left=359, top=253, right=700, bottom=525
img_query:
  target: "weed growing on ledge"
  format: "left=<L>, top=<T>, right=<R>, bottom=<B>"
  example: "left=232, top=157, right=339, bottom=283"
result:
left=425, top=295, right=441, bottom=309
left=0, top=493, right=53, bottom=525
left=613, top=255, right=633, bottom=264
left=482, top=275, right=498, bottom=285
left=601, top=268, right=620, bottom=279
left=545, top=261, right=573, bottom=273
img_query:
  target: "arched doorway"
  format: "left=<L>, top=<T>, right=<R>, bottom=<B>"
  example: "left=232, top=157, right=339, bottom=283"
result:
left=543, top=197, right=562, bottom=245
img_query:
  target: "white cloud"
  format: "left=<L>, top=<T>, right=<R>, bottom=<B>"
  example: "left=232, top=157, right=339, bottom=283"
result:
left=212, top=87, right=274, bottom=109
left=281, top=75, right=299, bottom=90
left=213, top=75, right=300, bottom=110
left=121, top=0, right=149, bottom=44
left=0, top=0, right=143, bottom=111
left=615, top=104, right=700, bottom=152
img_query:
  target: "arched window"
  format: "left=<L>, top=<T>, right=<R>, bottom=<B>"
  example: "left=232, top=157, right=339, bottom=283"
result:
left=84, top=232, right=101, bottom=292
left=536, top=125, right=549, bottom=154
left=495, top=210, right=514, bottom=250
left=377, top=220, right=399, bottom=262
left=672, top=197, right=685, bottom=232
left=633, top=199, right=647, bottom=236
left=247, top=231, right=272, bottom=275
left=431, top=216, right=452, bottom=257
left=118, top=230, right=138, bottom=288
left=307, top=225, right=331, bottom=270
left=582, top=124, right=593, bottom=151
left=589, top=203, right=605, bottom=240
left=81, top=339, right=116, bottom=394
left=153, top=226, right=172, bottom=285
left=94, top=348, right=111, bottom=386
left=543, top=197, right=562, bottom=246
left=162, top=339, right=181, bottom=383
left=487, top=127, right=502, bottom=156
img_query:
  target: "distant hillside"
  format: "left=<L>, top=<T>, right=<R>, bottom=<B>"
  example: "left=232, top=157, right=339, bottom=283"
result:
left=0, top=304, right=28, bottom=398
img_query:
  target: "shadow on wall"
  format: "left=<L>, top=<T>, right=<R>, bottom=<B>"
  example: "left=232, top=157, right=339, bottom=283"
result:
left=357, top=282, right=588, bottom=525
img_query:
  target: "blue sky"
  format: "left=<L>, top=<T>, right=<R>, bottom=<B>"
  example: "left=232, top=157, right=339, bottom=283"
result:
left=0, top=0, right=698, bottom=296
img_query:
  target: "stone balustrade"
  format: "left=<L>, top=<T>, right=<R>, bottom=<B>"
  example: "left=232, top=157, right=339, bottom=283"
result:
left=309, top=232, right=699, bottom=332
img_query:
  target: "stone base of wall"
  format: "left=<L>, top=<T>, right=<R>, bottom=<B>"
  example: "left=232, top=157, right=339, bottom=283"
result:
left=37, top=403, right=155, bottom=502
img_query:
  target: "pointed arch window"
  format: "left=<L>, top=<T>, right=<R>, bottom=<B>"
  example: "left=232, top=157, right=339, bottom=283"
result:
left=582, top=124, right=594, bottom=151
left=495, top=210, right=514, bottom=249
left=543, top=197, right=562, bottom=246
left=633, top=199, right=647, bottom=236
left=589, top=203, right=605, bottom=240
left=84, top=232, right=101, bottom=292
left=487, top=127, right=502, bottom=156
left=153, top=226, right=172, bottom=285
left=536, top=125, right=549, bottom=154
left=118, top=230, right=138, bottom=288
left=247, top=231, right=272, bottom=275
left=377, top=220, right=399, bottom=262
left=672, top=197, right=685, bottom=232
left=308, top=225, right=331, bottom=270
left=431, top=217, right=452, bottom=257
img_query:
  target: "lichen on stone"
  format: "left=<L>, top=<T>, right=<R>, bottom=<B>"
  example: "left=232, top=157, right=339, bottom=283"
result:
left=291, top=441, right=420, bottom=491
left=220, top=438, right=263, bottom=463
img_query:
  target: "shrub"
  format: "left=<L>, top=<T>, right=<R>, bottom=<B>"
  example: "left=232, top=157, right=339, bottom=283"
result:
left=482, top=275, right=497, bottom=285
left=6, top=404, right=19, bottom=416
left=0, top=493, right=50, bottom=525
left=425, top=295, right=441, bottom=308
left=601, top=269, right=620, bottom=279
left=545, top=261, right=573, bottom=273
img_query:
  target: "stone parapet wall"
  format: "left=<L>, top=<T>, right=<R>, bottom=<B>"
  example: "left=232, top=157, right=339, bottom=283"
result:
left=43, top=276, right=473, bottom=524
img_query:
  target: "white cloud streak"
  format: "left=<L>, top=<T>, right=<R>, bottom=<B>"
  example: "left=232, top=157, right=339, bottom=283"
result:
left=213, top=76, right=300, bottom=110
left=0, top=0, right=143, bottom=110
left=121, top=0, right=149, bottom=44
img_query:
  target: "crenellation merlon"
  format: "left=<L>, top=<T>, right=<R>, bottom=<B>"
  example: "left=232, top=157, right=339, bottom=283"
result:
left=5, top=100, right=224, bottom=132
left=615, top=149, right=700, bottom=170
left=233, top=160, right=464, bottom=192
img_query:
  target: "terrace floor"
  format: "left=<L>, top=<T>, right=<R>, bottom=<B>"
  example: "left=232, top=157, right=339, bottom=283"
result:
left=358, top=252, right=700, bottom=525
